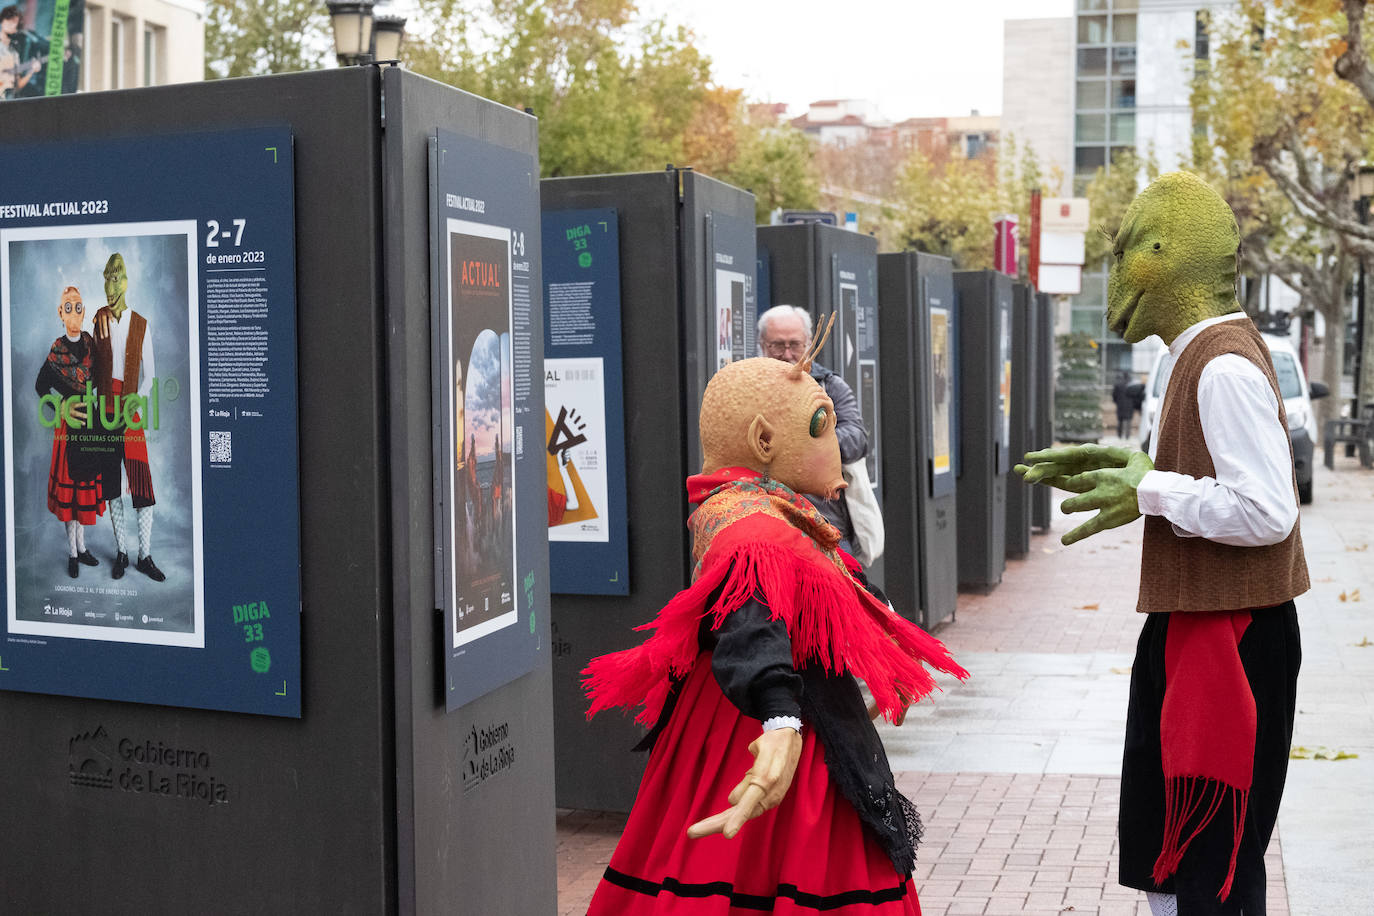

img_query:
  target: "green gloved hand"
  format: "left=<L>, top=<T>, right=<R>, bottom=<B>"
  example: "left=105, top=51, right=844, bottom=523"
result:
left=1015, top=445, right=1153, bottom=545
left=1015, top=443, right=1131, bottom=488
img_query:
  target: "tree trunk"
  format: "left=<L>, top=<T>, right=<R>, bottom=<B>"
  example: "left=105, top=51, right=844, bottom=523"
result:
left=1317, top=294, right=1346, bottom=443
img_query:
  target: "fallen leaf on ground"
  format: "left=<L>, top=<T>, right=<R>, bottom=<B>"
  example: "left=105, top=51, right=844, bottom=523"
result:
left=1075, top=603, right=1100, bottom=610
left=1290, top=745, right=1360, bottom=761
left=1347, top=544, right=1369, bottom=552
left=1354, top=637, right=1372, bottom=647
left=1339, top=590, right=1361, bottom=602
left=1110, top=666, right=1132, bottom=675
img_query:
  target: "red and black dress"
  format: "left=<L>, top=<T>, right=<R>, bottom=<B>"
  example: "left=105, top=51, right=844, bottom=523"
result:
left=35, top=333, right=104, bottom=525
left=584, top=469, right=968, bottom=915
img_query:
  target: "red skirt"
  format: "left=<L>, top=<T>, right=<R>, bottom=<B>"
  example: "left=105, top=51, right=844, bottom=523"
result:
left=47, top=421, right=105, bottom=525
left=588, top=654, right=921, bottom=915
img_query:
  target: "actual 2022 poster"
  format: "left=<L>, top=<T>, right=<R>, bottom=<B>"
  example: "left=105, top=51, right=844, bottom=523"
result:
left=432, top=127, right=541, bottom=711
left=0, top=126, right=301, bottom=717
left=446, top=219, right=516, bottom=648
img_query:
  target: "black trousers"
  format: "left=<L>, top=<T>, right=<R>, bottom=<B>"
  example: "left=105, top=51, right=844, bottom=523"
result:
left=1119, top=602, right=1301, bottom=915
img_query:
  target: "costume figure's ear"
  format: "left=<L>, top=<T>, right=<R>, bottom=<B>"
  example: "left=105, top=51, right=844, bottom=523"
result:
left=748, top=414, right=776, bottom=466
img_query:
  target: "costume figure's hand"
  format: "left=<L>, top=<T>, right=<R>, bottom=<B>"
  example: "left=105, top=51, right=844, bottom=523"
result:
left=1055, top=450, right=1153, bottom=545
left=66, top=401, right=87, bottom=424
left=686, top=727, right=802, bottom=840
left=95, top=311, right=109, bottom=338
left=1015, top=444, right=1132, bottom=490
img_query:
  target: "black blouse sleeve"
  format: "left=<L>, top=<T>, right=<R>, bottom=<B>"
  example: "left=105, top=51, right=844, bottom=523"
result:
left=35, top=359, right=67, bottom=397
left=702, top=596, right=803, bottom=723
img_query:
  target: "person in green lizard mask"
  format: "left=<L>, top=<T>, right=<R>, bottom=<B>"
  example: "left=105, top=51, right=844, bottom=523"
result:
left=92, top=252, right=165, bottom=583
left=1017, top=171, right=1308, bottom=916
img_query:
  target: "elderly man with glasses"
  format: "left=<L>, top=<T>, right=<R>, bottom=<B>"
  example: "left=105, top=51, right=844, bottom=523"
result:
left=756, top=304, right=868, bottom=554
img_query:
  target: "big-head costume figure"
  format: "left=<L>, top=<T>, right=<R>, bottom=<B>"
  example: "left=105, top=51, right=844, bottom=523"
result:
left=1018, top=171, right=1307, bottom=916
left=582, top=320, right=967, bottom=915
left=93, top=252, right=165, bottom=583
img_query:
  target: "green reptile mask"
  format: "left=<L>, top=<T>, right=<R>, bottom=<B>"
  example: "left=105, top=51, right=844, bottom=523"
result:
left=1105, top=171, right=1242, bottom=345
left=1016, top=171, right=1246, bottom=545
left=103, top=253, right=128, bottom=319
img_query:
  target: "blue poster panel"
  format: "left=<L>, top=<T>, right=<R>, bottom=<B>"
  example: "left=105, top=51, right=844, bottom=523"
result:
left=0, top=0, right=84, bottom=99
left=431, top=129, right=542, bottom=711
left=541, top=208, right=629, bottom=595
left=0, top=125, right=301, bottom=716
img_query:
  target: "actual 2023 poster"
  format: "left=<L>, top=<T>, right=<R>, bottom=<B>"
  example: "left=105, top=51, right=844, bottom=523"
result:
left=3, top=222, right=203, bottom=646
left=0, top=125, right=301, bottom=717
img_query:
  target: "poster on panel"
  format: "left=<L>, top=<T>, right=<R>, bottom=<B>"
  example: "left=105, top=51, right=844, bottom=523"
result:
left=447, top=219, right=516, bottom=649
left=1, top=0, right=84, bottom=99
left=541, top=207, right=629, bottom=595
left=929, top=305, right=953, bottom=483
left=0, top=126, right=301, bottom=716
left=432, top=128, right=541, bottom=710
left=708, top=210, right=756, bottom=372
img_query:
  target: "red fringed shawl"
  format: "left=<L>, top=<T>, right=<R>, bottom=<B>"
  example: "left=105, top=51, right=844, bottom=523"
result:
left=583, top=468, right=968, bottom=728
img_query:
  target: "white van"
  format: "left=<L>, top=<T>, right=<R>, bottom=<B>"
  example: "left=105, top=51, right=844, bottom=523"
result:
left=1137, top=331, right=1327, bottom=503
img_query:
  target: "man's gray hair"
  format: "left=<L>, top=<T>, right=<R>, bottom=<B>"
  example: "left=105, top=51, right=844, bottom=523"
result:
left=756, top=305, right=813, bottom=355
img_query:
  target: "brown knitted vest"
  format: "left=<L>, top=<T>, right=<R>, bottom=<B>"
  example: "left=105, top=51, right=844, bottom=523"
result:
left=92, top=307, right=147, bottom=416
left=1137, top=318, right=1309, bottom=613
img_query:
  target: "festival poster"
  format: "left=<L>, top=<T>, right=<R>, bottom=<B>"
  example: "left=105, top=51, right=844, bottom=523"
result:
left=2, top=222, right=203, bottom=647
left=0, top=126, right=299, bottom=718
left=0, top=0, right=84, bottom=100
left=999, top=307, right=1012, bottom=452
left=929, top=306, right=952, bottom=479
left=859, top=358, right=879, bottom=487
left=715, top=268, right=746, bottom=370
left=545, top=356, right=609, bottom=543
left=447, top=219, right=516, bottom=649
left=839, top=281, right=859, bottom=378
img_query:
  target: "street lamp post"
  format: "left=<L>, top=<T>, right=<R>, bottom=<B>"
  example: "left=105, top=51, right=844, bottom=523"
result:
left=325, top=0, right=406, bottom=67
left=1351, top=166, right=1374, bottom=433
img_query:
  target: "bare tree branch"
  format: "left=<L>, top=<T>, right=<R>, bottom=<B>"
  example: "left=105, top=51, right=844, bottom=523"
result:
left=1336, top=0, right=1374, bottom=108
left=1254, top=137, right=1374, bottom=254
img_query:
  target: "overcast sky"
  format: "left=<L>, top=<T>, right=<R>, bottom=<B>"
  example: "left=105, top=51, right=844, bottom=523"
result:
left=638, top=0, right=1074, bottom=120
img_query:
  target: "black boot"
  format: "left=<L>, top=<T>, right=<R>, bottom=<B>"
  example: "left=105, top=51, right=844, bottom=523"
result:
left=76, top=550, right=98, bottom=567
left=135, top=556, right=166, bottom=582
left=68, top=557, right=79, bottom=578
left=112, top=551, right=129, bottom=580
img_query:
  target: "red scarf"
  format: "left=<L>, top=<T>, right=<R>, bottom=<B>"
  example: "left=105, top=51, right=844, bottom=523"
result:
left=583, top=468, right=967, bottom=727
left=1153, top=610, right=1255, bottom=901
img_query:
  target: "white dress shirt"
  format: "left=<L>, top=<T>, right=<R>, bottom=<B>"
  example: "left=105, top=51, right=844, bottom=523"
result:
left=105, top=307, right=156, bottom=400
left=1136, top=314, right=1298, bottom=547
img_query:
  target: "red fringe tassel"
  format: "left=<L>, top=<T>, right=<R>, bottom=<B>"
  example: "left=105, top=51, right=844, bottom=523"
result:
left=1151, top=775, right=1249, bottom=902
left=583, top=538, right=968, bottom=729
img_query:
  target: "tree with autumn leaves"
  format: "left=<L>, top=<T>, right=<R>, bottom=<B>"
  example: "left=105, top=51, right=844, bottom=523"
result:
left=204, top=0, right=818, bottom=219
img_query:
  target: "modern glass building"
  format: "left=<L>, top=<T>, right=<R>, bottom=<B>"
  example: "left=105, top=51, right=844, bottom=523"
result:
left=1072, top=0, right=1138, bottom=375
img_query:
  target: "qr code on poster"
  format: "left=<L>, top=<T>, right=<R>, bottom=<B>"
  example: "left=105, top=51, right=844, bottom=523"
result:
left=209, top=431, right=232, bottom=464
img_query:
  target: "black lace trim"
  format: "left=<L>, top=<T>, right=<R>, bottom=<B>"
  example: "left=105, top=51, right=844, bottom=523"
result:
left=800, top=669, right=920, bottom=878
left=602, top=866, right=909, bottom=911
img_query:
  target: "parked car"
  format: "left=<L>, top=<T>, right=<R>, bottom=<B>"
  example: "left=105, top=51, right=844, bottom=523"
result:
left=1136, top=332, right=1328, bottom=504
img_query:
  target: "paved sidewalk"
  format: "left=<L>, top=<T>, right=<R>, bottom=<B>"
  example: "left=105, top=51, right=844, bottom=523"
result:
left=556, top=459, right=1372, bottom=915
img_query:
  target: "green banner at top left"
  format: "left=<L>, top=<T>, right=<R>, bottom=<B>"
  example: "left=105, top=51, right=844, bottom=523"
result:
left=2, top=0, right=83, bottom=100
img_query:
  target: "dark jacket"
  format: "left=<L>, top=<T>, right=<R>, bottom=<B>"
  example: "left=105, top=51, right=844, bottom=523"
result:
left=806, top=362, right=868, bottom=545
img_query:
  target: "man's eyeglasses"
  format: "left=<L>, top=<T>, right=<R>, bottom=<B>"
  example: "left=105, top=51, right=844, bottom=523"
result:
left=763, top=339, right=808, bottom=356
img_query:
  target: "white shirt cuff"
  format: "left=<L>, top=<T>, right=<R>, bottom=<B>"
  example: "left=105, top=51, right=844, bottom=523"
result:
left=762, top=716, right=802, bottom=733
left=1136, top=469, right=1174, bottom=516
